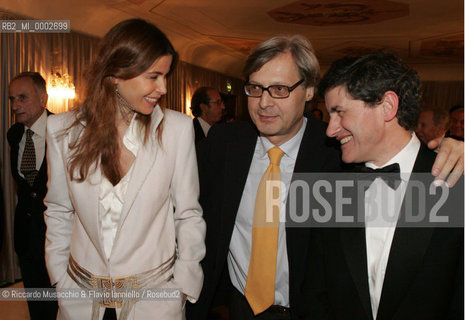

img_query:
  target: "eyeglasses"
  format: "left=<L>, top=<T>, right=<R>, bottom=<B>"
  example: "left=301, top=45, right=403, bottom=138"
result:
left=244, top=79, right=304, bottom=99
left=209, top=99, right=224, bottom=106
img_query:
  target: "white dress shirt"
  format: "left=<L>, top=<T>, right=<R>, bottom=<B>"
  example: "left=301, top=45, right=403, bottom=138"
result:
left=198, top=116, right=211, bottom=137
left=99, top=114, right=139, bottom=259
left=18, top=109, right=47, bottom=176
left=365, top=133, right=421, bottom=319
left=228, top=118, right=307, bottom=307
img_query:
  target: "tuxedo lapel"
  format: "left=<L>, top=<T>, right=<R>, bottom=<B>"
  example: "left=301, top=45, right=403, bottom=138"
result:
left=376, top=228, right=433, bottom=320
left=376, top=144, right=436, bottom=320
left=338, top=163, right=373, bottom=320
left=341, top=228, right=374, bottom=319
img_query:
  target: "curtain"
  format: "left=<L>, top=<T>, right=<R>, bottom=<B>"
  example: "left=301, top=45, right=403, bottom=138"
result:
left=422, top=81, right=464, bottom=111
left=166, top=61, right=248, bottom=120
left=310, top=81, right=464, bottom=123
left=0, top=28, right=99, bottom=284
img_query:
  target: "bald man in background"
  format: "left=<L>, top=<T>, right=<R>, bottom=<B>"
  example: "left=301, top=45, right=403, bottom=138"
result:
left=416, top=107, right=449, bottom=144
left=7, top=72, right=57, bottom=319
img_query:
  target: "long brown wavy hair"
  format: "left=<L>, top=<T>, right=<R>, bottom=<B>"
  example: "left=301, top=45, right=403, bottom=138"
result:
left=68, top=19, right=177, bottom=185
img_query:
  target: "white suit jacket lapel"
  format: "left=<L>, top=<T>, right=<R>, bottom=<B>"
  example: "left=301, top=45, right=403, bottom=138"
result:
left=73, top=162, right=107, bottom=260
left=64, top=119, right=107, bottom=260
left=117, top=106, right=164, bottom=231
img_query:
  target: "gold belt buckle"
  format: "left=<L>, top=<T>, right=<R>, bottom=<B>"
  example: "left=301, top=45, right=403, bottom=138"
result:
left=92, top=275, right=138, bottom=308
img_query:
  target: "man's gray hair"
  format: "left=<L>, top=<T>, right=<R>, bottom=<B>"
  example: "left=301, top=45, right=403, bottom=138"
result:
left=243, top=35, right=320, bottom=87
left=11, top=71, right=47, bottom=94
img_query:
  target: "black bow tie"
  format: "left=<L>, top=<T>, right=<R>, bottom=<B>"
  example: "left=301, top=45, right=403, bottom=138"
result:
left=358, top=163, right=401, bottom=190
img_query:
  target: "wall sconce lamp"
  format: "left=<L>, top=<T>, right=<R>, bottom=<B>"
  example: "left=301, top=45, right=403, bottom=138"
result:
left=48, top=72, right=75, bottom=99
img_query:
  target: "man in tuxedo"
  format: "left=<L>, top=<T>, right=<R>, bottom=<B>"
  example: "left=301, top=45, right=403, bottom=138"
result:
left=187, top=35, right=341, bottom=320
left=191, top=87, right=225, bottom=144
left=299, top=52, right=463, bottom=319
left=7, top=72, right=57, bottom=319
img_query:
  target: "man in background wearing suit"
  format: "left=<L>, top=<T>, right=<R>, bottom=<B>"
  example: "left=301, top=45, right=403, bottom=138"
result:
left=7, top=72, right=57, bottom=319
left=191, top=87, right=225, bottom=144
left=416, top=107, right=449, bottom=144
left=299, top=52, right=463, bottom=319
left=447, top=105, right=464, bottom=141
left=187, top=35, right=342, bottom=320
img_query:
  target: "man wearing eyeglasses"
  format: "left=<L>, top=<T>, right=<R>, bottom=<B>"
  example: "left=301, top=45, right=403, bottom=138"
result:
left=188, top=35, right=340, bottom=320
left=190, top=86, right=225, bottom=144
left=187, top=35, right=464, bottom=320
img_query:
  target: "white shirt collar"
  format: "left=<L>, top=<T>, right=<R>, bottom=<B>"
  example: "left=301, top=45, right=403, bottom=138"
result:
left=197, top=116, right=211, bottom=136
left=365, top=132, right=421, bottom=182
left=122, top=113, right=142, bottom=157
left=28, top=109, right=47, bottom=137
left=257, top=117, right=307, bottom=160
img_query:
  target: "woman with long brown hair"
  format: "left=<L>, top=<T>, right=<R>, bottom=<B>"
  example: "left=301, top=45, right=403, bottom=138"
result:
left=44, top=19, right=205, bottom=319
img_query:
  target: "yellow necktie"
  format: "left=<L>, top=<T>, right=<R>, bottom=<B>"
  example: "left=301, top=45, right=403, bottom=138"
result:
left=245, top=147, right=285, bottom=315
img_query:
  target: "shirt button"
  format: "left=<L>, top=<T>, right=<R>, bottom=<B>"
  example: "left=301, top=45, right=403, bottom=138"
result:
left=30, top=192, right=37, bottom=198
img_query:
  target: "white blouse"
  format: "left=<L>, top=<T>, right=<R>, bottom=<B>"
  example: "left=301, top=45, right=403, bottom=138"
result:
left=99, top=115, right=141, bottom=259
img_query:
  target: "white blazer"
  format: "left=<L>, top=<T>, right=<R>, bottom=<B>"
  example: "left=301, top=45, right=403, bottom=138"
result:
left=45, top=106, right=206, bottom=319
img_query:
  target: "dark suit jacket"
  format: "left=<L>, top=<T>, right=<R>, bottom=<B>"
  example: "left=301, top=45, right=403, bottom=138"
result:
left=7, top=115, right=49, bottom=256
left=299, top=144, right=464, bottom=320
left=187, top=116, right=341, bottom=319
left=193, top=117, right=206, bottom=145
